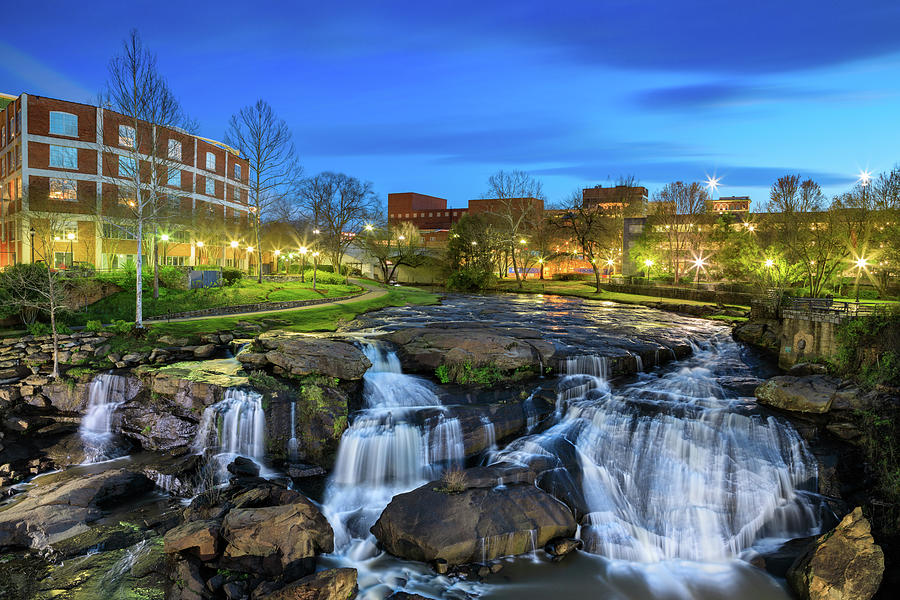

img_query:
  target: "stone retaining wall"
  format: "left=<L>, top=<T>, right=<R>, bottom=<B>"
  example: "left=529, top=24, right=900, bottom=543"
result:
left=0, top=332, right=115, bottom=382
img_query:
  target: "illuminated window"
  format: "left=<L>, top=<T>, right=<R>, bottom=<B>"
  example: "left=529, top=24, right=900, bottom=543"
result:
left=49, top=178, right=77, bottom=201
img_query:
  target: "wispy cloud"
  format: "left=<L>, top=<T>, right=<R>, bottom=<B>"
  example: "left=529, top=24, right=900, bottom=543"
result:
left=0, top=43, right=94, bottom=102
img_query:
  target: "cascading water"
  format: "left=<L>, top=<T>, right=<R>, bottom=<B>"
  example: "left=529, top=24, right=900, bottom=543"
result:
left=193, top=387, right=266, bottom=481
left=288, top=401, right=298, bottom=462
left=493, top=335, right=825, bottom=567
left=80, top=373, right=128, bottom=463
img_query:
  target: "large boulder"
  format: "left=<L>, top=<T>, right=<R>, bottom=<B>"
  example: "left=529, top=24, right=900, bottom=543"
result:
left=787, top=507, right=884, bottom=600
left=248, top=332, right=371, bottom=381
left=382, top=324, right=555, bottom=374
left=0, top=468, right=152, bottom=549
left=755, top=375, right=843, bottom=413
left=163, top=519, right=221, bottom=561
left=260, top=568, right=358, bottom=600
left=220, top=497, right=334, bottom=578
left=371, top=479, right=576, bottom=565
left=733, top=319, right=781, bottom=355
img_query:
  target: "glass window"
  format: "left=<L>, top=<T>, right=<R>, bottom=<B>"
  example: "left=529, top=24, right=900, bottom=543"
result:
left=119, top=155, right=136, bottom=177
left=49, top=145, right=77, bottom=169
left=168, top=168, right=181, bottom=187
left=168, top=139, right=182, bottom=160
left=234, top=163, right=241, bottom=178
left=205, top=178, right=215, bottom=196
left=119, top=125, right=136, bottom=147
left=49, top=178, right=77, bottom=201
left=54, top=252, right=73, bottom=268
left=117, top=187, right=136, bottom=208
left=49, top=112, right=78, bottom=137
left=206, top=152, right=215, bottom=170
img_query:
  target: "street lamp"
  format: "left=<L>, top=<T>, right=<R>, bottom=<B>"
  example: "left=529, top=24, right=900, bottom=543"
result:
left=854, top=257, right=867, bottom=303
left=66, top=232, right=75, bottom=267
left=160, top=233, right=170, bottom=266
left=299, top=246, right=308, bottom=282
left=692, top=256, right=706, bottom=287
left=230, top=240, right=239, bottom=270
left=196, top=241, right=204, bottom=267
left=312, top=251, right=320, bottom=290
left=858, top=170, right=872, bottom=187
left=398, top=235, right=405, bottom=242
left=705, top=175, right=721, bottom=196
left=273, top=249, right=281, bottom=274
left=364, top=223, right=374, bottom=232
left=30, top=227, right=35, bottom=263
left=643, top=258, right=654, bottom=281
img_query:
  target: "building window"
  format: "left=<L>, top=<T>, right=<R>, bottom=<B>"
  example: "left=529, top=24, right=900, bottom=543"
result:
left=119, top=155, right=136, bottom=177
left=206, top=152, right=216, bottom=170
left=168, top=139, right=182, bottom=160
left=49, top=178, right=77, bottom=201
left=234, top=163, right=241, bottom=178
left=49, top=145, right=77, bottom=169
left=168, top=168, right=181, bottom=187
left=119, top=125, right=136, bottom=148
left=103, top=223, right=138, bottom=240
left=205, top=178, right=215, bottom=196
left=54, top=251, right=73, bottom=268
left=117, top=187, right=136, bottom=208
left=49, top=112, right=78, bottom=137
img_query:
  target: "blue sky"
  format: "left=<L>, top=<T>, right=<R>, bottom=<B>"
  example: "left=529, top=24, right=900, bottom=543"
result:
left=2, top=1, right=899, bottom=208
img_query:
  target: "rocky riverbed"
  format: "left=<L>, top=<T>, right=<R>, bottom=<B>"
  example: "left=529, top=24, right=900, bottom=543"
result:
left=0, top=293, right=889, bottom=599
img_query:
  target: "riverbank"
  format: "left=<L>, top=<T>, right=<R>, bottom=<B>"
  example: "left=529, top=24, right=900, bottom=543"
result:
left=490, top=279, right=750, bottom=321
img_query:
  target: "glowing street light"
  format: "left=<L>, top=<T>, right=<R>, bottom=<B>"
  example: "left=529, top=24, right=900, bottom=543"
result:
left=230, top=240, right=239, bottom=248
left=643, top=258, right=654, bottom=281
left=855, top=257, right=868, bottom=269
left=313, top=229, right=320, bottom=235
left=246, top=246, right=254, bottom=253
left=160, top=234, right=169, bottom=242
left=858, top=170, right=872, bottom=187
left=705, top=175, right=721, bottom=195
left=519, top=238, right=527, bottom=245
left=196, top=241, right=204, bottom=247
left=398, top=235, right=405, bottom=241
left=764, top=258, right=775, bottom=268
left=854, top=256, right=868, bottom=303
left=364, top=223, right=374, bottom=232
left=471, top=241, right=478, bottom=246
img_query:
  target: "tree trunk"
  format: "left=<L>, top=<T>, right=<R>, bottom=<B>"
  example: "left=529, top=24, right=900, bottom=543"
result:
left=153, top=225, right=159, bottom=300
left=135, top=217, right=143, bottom=328
left=47, top=273, right=59, bottom=379
left=511, top=243, right=522, bottom=288
left=255, top=213, right=262, bottom=283
left=592, top=264, right=602, bottom=293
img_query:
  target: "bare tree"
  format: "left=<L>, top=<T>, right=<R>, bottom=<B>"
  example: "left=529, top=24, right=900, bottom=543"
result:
left=225, top=100, right=299, bottom=282
left=559, top=190, right=620, bottom=292
left=100, top=30, right=189, bottom=327
left=298, top=172, right=378, bottom=275
left=485, top=170, right=544, bottom=287
left=357, top=220, right=428, bottom=283
left=766, top=175, right=847, bottom=297
left=650, top=181, right=710, bottom=282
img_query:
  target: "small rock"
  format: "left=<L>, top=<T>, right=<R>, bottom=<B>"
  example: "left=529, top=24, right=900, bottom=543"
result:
left=489, top=561, right=503, bottom=573
left=223, top=581, right=246, bottom=600
left=194, top=344, right=218, bottom=359
left=544, top=537, right=582, bottom=558
left=433, top=558, right=448, bottom=574
left=227, top=457, right=261, bottom=478
left=477, top=565, right=490, bottom=577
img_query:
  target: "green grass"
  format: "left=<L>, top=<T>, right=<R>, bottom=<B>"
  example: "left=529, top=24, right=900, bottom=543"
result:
left=148, top=285, right=439, bottom=337
left=71, top=279, right=362, bottom=324
left=492, top=280, right=750, bottom=311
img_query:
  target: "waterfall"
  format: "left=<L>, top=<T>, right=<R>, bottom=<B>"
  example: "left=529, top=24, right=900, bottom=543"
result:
left=193, top=387, right=266, bottom=481
left=287, top=401, right=298, bottom=462
left=80, top=373, right=128, bottom=463
left=481, top=415, right=497, bottom=451
left=323, top=341, right=454, bottom=550
left=556, top=354, right=611, bottom=413
left=634, top=353, right=644, bottom=372
left=492, top=337, right=824, bottom=564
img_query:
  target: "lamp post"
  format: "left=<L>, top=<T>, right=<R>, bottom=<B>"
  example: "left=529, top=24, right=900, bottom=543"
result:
left=854, top=257, right=867, bottom=303
left=312, top=251, right=320, bottom=290
left=30, top=227, right=35, bottom=263
left=66, top=232, right=75, bottom=268
left=230, top=240, right=239, bottom=271
left=643, top=258, right=654, bottom=282
left=273, top=249, right=281, bottom=274
left=196, top=241, right=204, bottom=266
left=692, top=256, right=706, bottom=288
left=160, top=233, right=169, bottom=266
left=764, top=258, right=775, bottom=288
left=299, top=246, right=308, bottom=282
left=247, top=246, right=254, bottom=277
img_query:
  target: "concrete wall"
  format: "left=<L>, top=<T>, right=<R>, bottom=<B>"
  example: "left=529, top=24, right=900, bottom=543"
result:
left=603, top=282, right=754, bottom=306
left=778, top=309, right=842, bottom=369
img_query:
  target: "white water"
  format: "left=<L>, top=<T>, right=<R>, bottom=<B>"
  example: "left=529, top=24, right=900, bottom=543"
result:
left=494, top=335, right=824, bottom=565
left=193, top=387, right=266, bottom=481
left=288, top=401, right=299, bottom=462
left=80, top=374, right=128, bottom=463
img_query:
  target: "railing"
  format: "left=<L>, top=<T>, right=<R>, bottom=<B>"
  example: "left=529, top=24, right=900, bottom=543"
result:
left=788, top=298, right=879, bottom=317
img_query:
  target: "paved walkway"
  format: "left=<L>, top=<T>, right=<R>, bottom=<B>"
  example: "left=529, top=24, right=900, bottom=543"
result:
left=153, top=279, right=388, bottom=323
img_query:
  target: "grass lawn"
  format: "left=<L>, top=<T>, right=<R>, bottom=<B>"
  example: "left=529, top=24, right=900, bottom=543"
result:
left=492, top=279, right=751, bottom=311
left=148, top=285, right=439, bottom=337
left=73, top=279, right=362, bottom=324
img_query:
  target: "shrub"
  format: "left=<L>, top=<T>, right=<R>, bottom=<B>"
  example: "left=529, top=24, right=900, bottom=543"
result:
left=447, top=267, right=495, bottom=292
left=435, top=364, right=451, bottom=384
left=85, top=320, right=104, bottom=333
left=26, top=322, right=52, bottom=336
left=159, top=266, right=188, bottom=290
left=221, top=267, right=243, bottom=286
left=109, top=319, right=134, bottom=335
left=554, top=272, right=588, bottom=281
left=303, top=269, right=344, bottom=285
left=438, top=468, right=467, bottom=494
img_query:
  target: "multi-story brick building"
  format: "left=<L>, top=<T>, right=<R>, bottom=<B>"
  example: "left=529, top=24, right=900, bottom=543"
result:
left=387, top=192, right=544, bottom=238
left=582, top=184, right=648, bottom=215
left=0, top=92, right=250, bottom=269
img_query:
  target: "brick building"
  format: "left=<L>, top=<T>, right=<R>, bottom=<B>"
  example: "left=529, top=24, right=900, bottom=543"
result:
left=708, top=195, right=751, bottom=214
left=387, top=192, right=544, bottom=236
left=0, top=92, right=250, bottom=269
left=582, top=184, right=648, bottom=215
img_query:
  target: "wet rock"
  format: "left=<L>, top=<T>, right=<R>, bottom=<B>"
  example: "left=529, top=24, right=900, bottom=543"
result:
left=788, top=363, right=829, bottom=377
left=753, top=536, right=817, bottom=577
left=40, top=380, right=91, bottom=412
left=433, top=558, right=449, bottom=574
left=249, top=331, right=371, bottom=380
left=755, top=376, right=842, bottom=413
left=545, top=536, right=583, bottom=558
left=372, top=480, right=576, bottom=564
left=787, top=507, right=884, bottom=600
left=220, top=497, right=334, bottom=578
left=193, top=343, right=219, bottom=359
left=164, top=519, right=222, bottom=561
left=0, top=468, right=153, bottom=548
left=172, top=557, right=211, bottom=600
left=228, top=456, right=261, bottom=478
left=733, top=319, right=781, bottom=354
left=387, top=593, right=431, bottom=600
left=223, top=581, right=247, bottom=599
left=382, top=324, right=555, bottom=374
left=259, top=568, right=357, bottom=600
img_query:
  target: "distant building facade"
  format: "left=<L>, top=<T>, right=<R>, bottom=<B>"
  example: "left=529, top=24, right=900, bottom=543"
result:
left=583, top=185, right=648, bottom=215
left=708, top=195, right=751, bottom=214
left=0, top=92, right=251, bottom=269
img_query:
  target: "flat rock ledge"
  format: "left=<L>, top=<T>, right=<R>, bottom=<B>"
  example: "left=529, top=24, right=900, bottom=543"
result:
left=239, top=331, right=371, bottom=381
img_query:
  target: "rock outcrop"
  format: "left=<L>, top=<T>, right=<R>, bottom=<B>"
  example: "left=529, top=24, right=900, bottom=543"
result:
left=381, top=323, right=555, bottom=375
left=372, top=474, right=576, bottom=565
left=260, top=568, right=358, bottom=600
left=733, top=319, right=782, bottom=355
left=755, top=375, right=845, bottom=413
left=240, top=331, right=371, bottom=381
left=787, top=507, right=884, bottom=600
